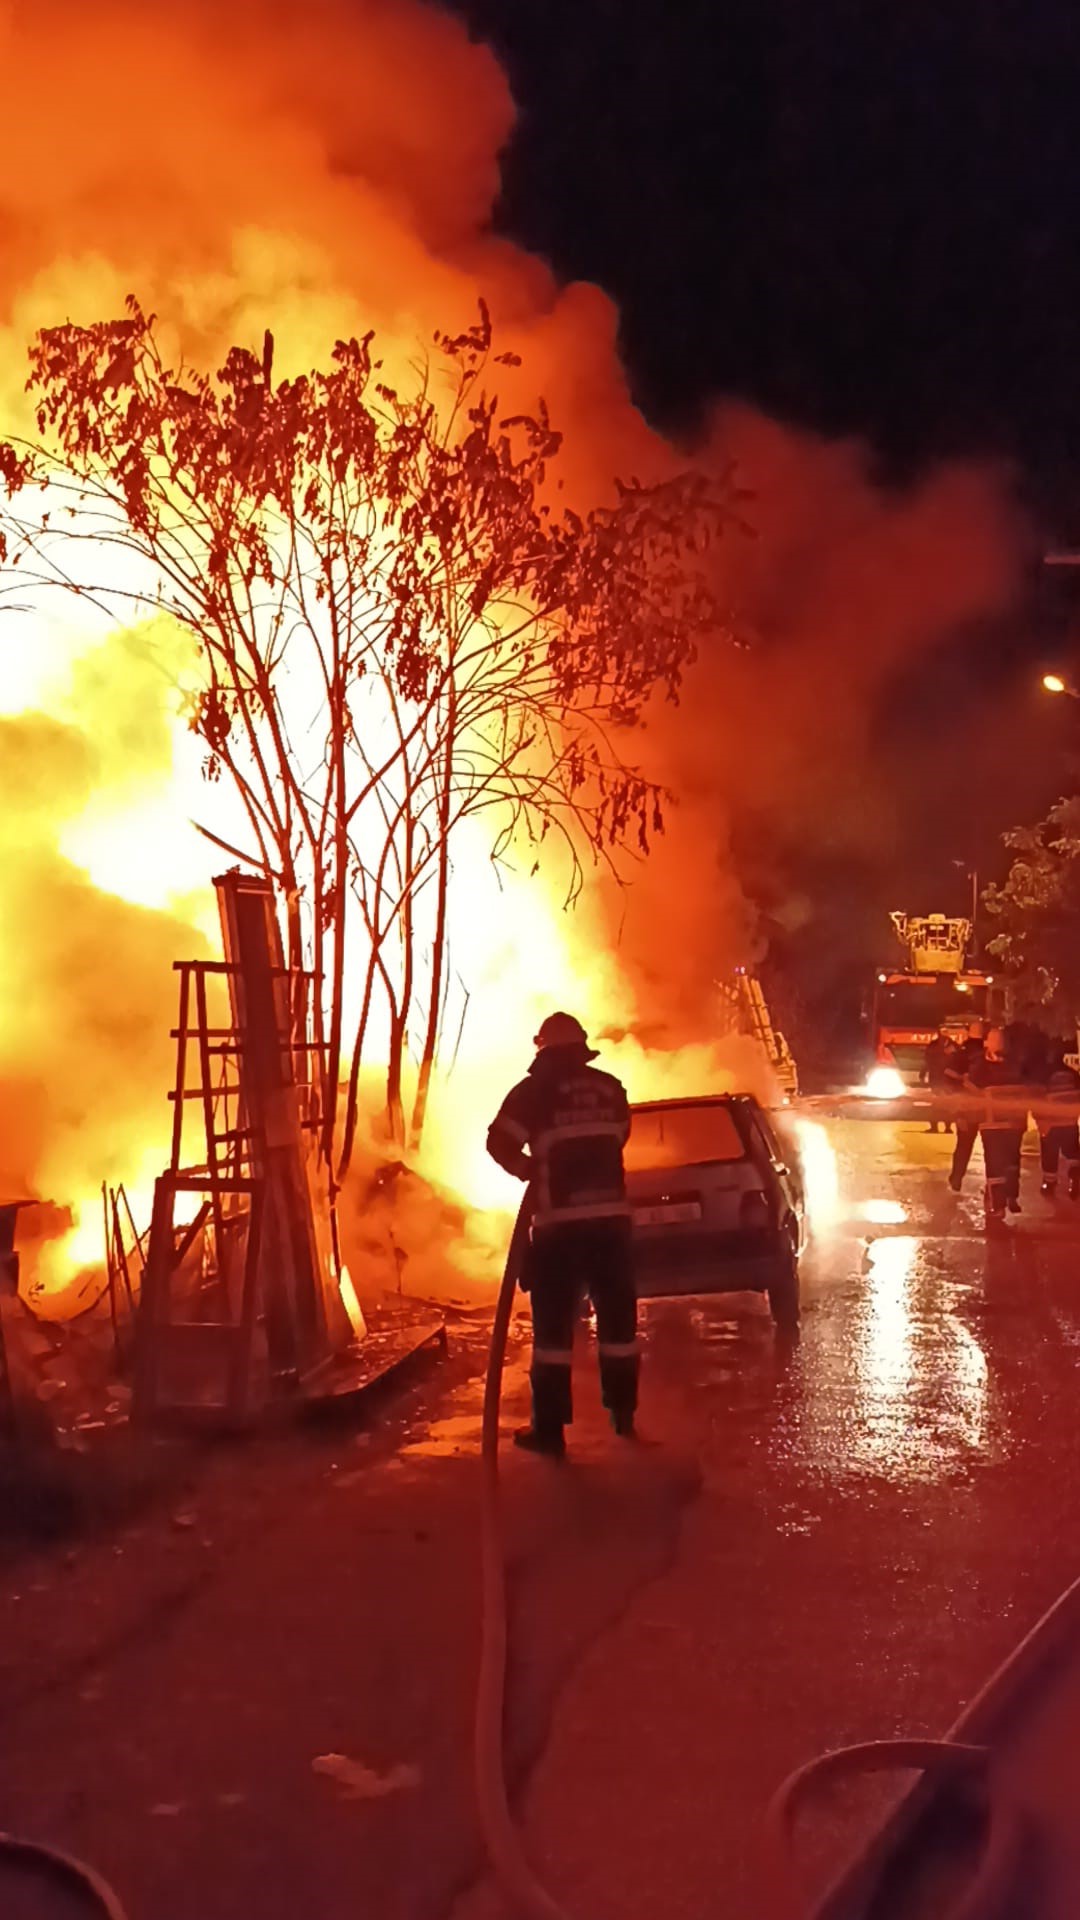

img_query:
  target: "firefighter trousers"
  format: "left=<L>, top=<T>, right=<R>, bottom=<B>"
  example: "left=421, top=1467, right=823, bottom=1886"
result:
left=1040, top=1123, right=1080, bottom=1187
left=524, top=1219, right=638, bottom=1434
left=981, top=1127, right=1022, bottom=1213
left=951, top=1123, right=978, bottom=1184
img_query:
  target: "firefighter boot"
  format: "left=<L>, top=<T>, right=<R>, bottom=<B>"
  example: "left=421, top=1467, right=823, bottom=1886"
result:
left=1070, top=1166, right=1080, bottom=1201
left=984, top=1184, right=1008, bottom=1231
left=514, top=1424, right=567, bottom=1461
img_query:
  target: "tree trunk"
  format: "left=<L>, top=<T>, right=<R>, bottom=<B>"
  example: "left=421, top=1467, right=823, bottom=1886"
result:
left=385, top=815, right=416, bottom=1147
left=337, top=932, right=381, bottom=1183
left=282, top=866, right=317, bottom=1137
left=409, top=691, right=455, bottom=1150
left=385, top=1009, right=406, bottom=1145
left=409, top=832, right=449, bottom=1149
left=321, top=681, right=350, bottom=1178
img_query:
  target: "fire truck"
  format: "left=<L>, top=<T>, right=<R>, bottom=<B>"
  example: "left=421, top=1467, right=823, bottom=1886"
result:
left=869, top=913, right=997, bottom=1088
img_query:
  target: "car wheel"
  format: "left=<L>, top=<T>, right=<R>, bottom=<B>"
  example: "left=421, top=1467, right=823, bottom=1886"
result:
left=768, top=1247, right=800, bottom=1331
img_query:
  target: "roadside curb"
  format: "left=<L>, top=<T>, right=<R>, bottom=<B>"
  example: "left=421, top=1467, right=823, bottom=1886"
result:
left=809, top=1570, right=1080, bottom=1918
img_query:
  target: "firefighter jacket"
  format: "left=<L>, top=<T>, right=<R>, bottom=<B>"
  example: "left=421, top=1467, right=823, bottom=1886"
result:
left=1037, top=1063, right=1080, bottom=1132
left=944, top=1039, right=980, bottom=1100
left=964, top=1056, right=1031, bottom=1132
left=486, top=1043, right=630, bottom=1232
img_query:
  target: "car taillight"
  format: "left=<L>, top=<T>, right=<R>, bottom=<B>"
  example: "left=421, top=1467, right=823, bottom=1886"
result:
left=740, top=1189, right=772, bottom=1229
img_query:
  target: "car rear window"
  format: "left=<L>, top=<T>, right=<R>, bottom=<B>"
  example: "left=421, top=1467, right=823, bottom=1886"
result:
left=625, top=1102, right=746, bottom=1171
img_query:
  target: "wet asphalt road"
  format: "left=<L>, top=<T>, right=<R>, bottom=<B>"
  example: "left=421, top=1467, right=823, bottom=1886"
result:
left=7, top=1111, right=1080, bottom=1920
left=457, top=1112, right=1080, bottom=1920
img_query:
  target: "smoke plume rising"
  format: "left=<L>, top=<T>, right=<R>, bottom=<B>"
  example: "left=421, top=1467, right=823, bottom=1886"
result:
left=606, top=410, right=1028, bottom=1043
left=0, top=0, right=1030, bottom=1291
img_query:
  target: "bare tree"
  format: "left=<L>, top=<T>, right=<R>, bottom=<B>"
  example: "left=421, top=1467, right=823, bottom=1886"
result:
left=0, top=298, right=737, bottom=1194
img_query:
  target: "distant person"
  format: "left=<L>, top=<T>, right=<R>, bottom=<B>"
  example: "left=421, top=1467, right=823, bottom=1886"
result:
left=947, top=1024, right=984, bottom=1192
left=1038, top=1045, right=1080, bottom=1199
left=486, top=1012, right=637, bottom=1458
left=965, top=1027, right=1029, bottom=1226
left=922, top=1034, right=952, bottom=1133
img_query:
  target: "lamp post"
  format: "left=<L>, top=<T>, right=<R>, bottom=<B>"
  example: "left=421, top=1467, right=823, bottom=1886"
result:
left=1042, top=551, right=1080, bottom=697
left=951, top=859, right=980, bottom=934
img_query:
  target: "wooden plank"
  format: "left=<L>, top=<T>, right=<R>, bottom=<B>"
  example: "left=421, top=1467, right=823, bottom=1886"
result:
left=133, top=1177, right=175, bottom=1424
left=194, top=965, right=231, bottom=1313
left=170, top=963, right=191, bottom=1172
left=228, top=1183, right=265, bottom=1420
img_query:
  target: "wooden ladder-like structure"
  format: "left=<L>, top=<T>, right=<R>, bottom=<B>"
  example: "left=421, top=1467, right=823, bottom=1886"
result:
left=135, top=873, right=348, bottom=1426
left=135, top=958, right=268, bottom=1424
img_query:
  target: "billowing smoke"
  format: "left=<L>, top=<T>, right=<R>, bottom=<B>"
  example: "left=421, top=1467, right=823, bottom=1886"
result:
left=0, top=0, right=1030, bottom=1286
left=606, top=410, right=1029, bottom=1046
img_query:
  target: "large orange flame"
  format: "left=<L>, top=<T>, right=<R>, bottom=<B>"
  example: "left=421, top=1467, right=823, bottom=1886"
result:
left=0, top=0, right=1024, bottom=1309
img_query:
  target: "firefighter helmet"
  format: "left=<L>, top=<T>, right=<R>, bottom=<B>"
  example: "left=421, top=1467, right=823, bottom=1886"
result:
left=533, top=1011, right=596, bottom=1055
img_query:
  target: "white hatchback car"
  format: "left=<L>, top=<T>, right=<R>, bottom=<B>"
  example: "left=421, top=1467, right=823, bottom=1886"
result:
left=625, top=1093, right=807, bottom=1327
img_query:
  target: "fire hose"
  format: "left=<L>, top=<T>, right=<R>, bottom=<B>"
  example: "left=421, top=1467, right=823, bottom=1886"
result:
left=474, top=1188, right=1028, bottom=1920
left=0, top=1186, right=1042, bottom=1920
left=0, top=1830, right=128, bottom=1917
left=767, top=1739, right=1022, bottom=1920
left=475, top=1187, right=574, bottom=1920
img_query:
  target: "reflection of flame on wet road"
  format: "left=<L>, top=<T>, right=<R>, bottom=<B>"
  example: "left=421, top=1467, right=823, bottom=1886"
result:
left=858, top=1199, right=908, bottom=1226
left=793, top=1118, right=840, bottom=1230
left=941, top=1313, right=988, bottom=1454
left=855, top=1234, right=987, bottom=1477
left=865, top=1235, right=917, bottom=1397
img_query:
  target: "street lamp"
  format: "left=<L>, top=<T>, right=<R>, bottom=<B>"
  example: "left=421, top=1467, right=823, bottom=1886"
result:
left=1043, top=672, right=1069, bottom=695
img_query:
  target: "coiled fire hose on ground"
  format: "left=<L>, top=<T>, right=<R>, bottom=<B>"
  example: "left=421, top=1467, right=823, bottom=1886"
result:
left=0, top=1829, right=129, bottom=1917
left=767, top=1738, right=1022, bottom=1920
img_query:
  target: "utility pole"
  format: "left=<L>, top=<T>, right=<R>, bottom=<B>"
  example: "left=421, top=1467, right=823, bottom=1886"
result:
left=951, top=859, right=979, bottom=940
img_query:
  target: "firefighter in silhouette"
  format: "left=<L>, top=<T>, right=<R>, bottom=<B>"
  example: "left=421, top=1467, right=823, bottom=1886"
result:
left=1038, top=1044, right=1080, bottom=1198
left=946, top=1023, right=983, bottom=1191
left=486, top=1012, right=638, bottom=1458
left=921, top=1034, right=951, bottom=1133
left=965, top=1027, right=1029, bottom=1225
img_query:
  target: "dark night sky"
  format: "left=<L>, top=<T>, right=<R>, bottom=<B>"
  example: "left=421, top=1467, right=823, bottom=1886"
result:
left=459, top=0, right=1080, bottom=519
left=452, top=0, right=1080, bottom=1021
